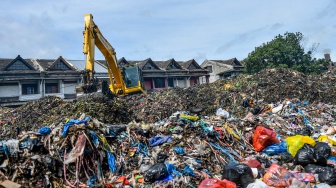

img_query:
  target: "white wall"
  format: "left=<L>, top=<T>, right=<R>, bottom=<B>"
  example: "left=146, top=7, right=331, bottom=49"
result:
left=177, top=79, right=186, bottom=88
left=0, top=85, right=19, bottom=97
left=63, top=83, right=76, bottom=94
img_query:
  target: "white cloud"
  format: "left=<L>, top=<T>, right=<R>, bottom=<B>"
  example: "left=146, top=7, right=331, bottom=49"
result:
left=1, top=0, right=336, bottom=62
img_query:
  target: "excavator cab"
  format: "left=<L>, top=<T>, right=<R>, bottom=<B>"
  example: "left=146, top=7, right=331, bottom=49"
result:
left=122, top=66, right=140, bottom=88
left=120, top=65, right=146, bottom=95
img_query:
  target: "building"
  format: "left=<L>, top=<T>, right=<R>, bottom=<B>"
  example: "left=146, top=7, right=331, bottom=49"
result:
left=200, top=58, right=244, bottom=83
left=0, top=55, right=108, bottom=106
left=116, top=57, right=209, bottom=91
left=0, top=55, right=209, bottom=106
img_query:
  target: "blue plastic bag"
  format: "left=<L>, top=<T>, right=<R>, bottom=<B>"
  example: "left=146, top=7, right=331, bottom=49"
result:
left=173, top=146, right=185, bottom=155
left=262, top=141, right=287, bottom=156
left=38, top=126, right=51, bottom=135
left=166, top=163, right=181, bottom=177
left=182, top=165, right=195, bottom=176
left=149, top=135, right=172, bottom=147
left=107, top=152, right=116, bottom=173
left=62, top=116, right=90, bottom=137
left=87, top=175, right=97, bottom=188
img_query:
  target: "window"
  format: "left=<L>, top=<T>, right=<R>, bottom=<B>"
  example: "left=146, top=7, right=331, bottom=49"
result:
left=22, top=84, right=38, bottom=95
left=52, top=61, right=71, bottom=70
left=205, top=66, right=213, bottom=73
left=168, top=78, right=174, bottom=87
left=189, top=63, right=197, bottom=70
left=154, top=78, right=165, bottom=88
left=45, top=83, right=59, bottom=93
left=143, top=63, right=154, bottom=70
left=167, top=63, right=179, bottom=70
left=7, top=60, right=31, bottom=70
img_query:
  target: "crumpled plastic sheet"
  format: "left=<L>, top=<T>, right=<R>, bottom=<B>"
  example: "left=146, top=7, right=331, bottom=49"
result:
left=62, top=116, right=90, bottom=137
left=37, top=126, right=51, bottom=135
left=64, top=134, right=87, bottom=164
left=149, top=135, right=172, bottom=147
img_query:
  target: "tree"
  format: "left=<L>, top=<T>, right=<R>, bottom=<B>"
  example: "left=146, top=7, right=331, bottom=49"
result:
left=243, top=32, right=328, bottom=74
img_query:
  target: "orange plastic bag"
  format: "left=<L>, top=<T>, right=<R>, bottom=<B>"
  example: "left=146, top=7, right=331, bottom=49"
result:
left=253, top=126, right=279, bottom=152
left=198, top=178, right=237, bottom=188
left=263, top=164, right=294, bottom=187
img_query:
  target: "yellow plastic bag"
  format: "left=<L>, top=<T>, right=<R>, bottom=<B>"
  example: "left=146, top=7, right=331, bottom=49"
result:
left=222, top=124, right=240, bottom=140
left=180, top=114, right=199, bottom=122
left=286, top=135, right=316, bottom=156
left=318, top=135, right=336, bottom=146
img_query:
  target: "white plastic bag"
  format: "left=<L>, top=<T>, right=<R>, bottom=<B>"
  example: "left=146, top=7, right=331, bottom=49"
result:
left=216, top=108, right=230, bottom=118
left=246, top=179, right=268, bottom=188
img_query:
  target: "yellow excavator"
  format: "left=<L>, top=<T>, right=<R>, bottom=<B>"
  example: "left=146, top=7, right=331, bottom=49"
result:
left=76, top=14, right=146, bottom=97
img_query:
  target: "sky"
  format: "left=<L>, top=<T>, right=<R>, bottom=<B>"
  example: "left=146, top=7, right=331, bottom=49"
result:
left=1, top=0, right=336, bottom=64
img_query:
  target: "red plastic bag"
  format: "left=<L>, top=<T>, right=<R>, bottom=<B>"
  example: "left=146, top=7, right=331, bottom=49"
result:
left=198, top=178, right=237, bottom=188
left=242, top=159, right=262, bottom=169
left=253, top=126, right=279, bottom=152
left=263, top=164, right=293, bottom=187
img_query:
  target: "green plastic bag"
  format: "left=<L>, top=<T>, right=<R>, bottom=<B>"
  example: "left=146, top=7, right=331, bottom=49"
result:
left=286, top=135, right=316, bottom=156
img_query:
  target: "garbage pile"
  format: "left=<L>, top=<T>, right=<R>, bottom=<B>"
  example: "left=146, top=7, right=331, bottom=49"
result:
left=127, top=68, right=336, bottom=123
left=0, top=68, right=335, bottom=187
left=0, top=94, right=132, bottom=140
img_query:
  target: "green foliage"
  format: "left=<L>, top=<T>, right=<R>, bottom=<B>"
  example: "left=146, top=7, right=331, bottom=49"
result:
left=243, top=32, right=328, bottom=74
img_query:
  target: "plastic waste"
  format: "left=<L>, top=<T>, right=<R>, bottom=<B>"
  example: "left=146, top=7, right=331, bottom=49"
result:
left=246, top=179, right=268, bottom=188
left=304, top=164, right=325, bottom=174
left=139, top=164, right=151, bottom=173
left=87, top=175, right=98, bottom=188
left=173, top=146, right=185, bottom=155
left=149, top=135, right=172, bottom=147
left=293, top=172, right=315, bottom=182
left=314, top=142, right=331, bottom=166
left=327, top=156, right=336, bottom=166
left=272, top=104, right=283, bottom=113
left=318, top=135, right=336, bottom=146
left=294, top=144, right=317, bottom=166
left=26, top=137, right=43, bottom=152
left=198, top=178, right=237, bottom=188
left=298, top=126, right=313, bottom=136
left=180, top=113, right=199, bottom=121
left=318, top=166, right=336, bottom=185
left=262, top=141, right=287, bottom=156
left=253, top=126, right=280, bottom=152
left=223, top=124, right=240, bottom=140
left=288, top=178, right=309, bottom=188
left=4, top=139, right=19, bottom=155
left=315, top=183, right=331, bottom=188
left=255, top=156, right=272, bottom=168
left=286, top=135, right=316, bottom=156
left=166, top=163, right=181, bottom=177
left=64, top=134, right=87, bottom=164
left=106, top=124, right=126, bottom=135
left=107, top=152, right=116, bottom=173
left=182, top=165, right=195, bottom=176
left=216, top=108, right=230, bottom=118
left=279, top=152, right=294, bottom=163
left=62, top=116, right=90, bottom=137
left=37, top=126, right=51, bottom=135
left=144, top=163, right=169, bottom=182
left=263, top=163, right=294, bottom=187
left=222, top=161, right=254, bottom=188
left=242, top=159, right=262, bottom=169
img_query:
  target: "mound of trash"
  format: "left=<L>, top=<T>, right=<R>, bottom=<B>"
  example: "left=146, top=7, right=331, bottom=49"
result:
left=0, top=94, right=132, bottom=140
left=128, top=68, right=336, bottom=123
left=0, top=68, right=335, bottom=187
